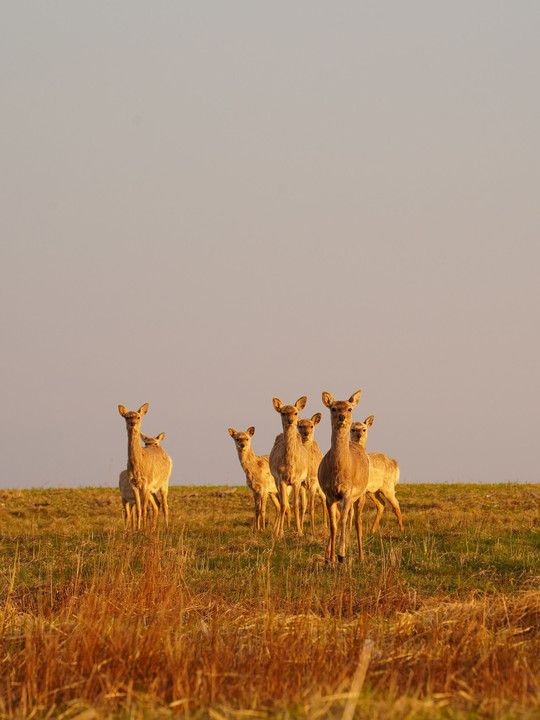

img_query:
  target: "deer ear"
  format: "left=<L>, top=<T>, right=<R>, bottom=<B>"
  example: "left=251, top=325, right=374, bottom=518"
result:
left=365, top=415, right=374, bottom=427
left=247, top=426, right=255, bottom=437
left=140, top=433, right=149, bottom=443
left=156, top=432, right=166, bottom=442
left=228, top=428, right=237, bottom=437
left=312, top=413, right=322, bottom=425
left=322, top=392, right=334, bottom=407
left=138, top=403, right=149, bottom=416
left=273, top=398, right=283, bottom=412
left=349, top=390, right=362, bottom=406
left=296, top=396, right=307, bottom=411
left=118, top=405, right=128, bottom=417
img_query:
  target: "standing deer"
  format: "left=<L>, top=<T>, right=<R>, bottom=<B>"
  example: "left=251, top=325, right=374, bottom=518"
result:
left=269, top=396, right=309, bottom=537
left=118, top=403, right=172, bottom=530
left=318, top=390, right=370, bottom=562
left=119, top=432, right=164, bottom=530
left=228, top=426, right=282, bottom=531
left=350, top=416, right=403, bottom=532
left=297, top=414, right=327, bottom=532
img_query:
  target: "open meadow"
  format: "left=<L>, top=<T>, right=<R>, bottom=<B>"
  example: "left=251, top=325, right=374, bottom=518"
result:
left=0, top=483, right=538, bottom=720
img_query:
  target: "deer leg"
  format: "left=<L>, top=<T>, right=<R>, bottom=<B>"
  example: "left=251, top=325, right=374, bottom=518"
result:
left=269, top=492, right=281, bottom=532
left=260, top=492, right=267, bottom=530
left=382, top=489, right=404, bottom=530
left=338, top=496, right=353, bottom=562
left=320, top=490, right=328, bottom=528
left=293, top=484, right=304, bottom=537
left=148, top=493, right=160, bottom=530
left=326, top=500, right=338, bottom=562
left=299, top=485, right=307, bottom=530
left=160, top=488, right=169, bottom=530
left=278, top=481, right=289, bottom=537
left=369, top=490, right=385, bottom=533
left=355, top=494, right=366, bottom=561
left=133, top=483, right=142, bottom=531
left=309, top=489, right=316, bottom=534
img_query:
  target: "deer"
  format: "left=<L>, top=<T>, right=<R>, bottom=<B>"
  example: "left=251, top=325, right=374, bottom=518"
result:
left=318, top=390, right=370, bottom=563
left=228, top=426, right=282, bottom=531
left=118, top=403, right=172, bottom=530
left=297, top=414, right=327, bottom=533
left=269, top=396, right=310, bottom=537
left=350, top=416, right=404, bottom=532
left=119, top=432, right=164, bottom=530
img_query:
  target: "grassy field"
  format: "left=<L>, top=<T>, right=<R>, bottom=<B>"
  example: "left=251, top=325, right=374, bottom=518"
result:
left=0, top=483, right=538, bottom=720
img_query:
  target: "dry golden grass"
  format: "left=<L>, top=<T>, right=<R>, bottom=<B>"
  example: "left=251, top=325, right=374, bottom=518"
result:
left=0, top=484, right=538, bottom=719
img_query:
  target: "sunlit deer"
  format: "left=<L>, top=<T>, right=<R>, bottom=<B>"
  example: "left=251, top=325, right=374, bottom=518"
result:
left=269, top=396, right=309, bottom=537
left=228, top=426, right=282, bottom=531
left=350, top=416, right=403, bottom=532
left=297, top=414, right=327, bottom=532
left=318, top=390, right=370, bottom=562
left=118, top=404, right=172, bottom=530
left=119, top=432, right=164, bottom=530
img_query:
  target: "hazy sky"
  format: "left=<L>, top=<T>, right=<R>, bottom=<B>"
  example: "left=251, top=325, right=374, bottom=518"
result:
left=2, top=2, right=539, bottom=489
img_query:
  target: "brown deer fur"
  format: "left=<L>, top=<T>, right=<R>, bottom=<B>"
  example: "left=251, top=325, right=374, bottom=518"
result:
left=118, top=404, right=172, bottom=530
left=228, top=426, right=281, bottom=531
left=119, top=432, right=164, bottom=530
left=269, top=396, right=309, bottom=537
left=350, top=416, right=403, bottom=532
left=297, top=414, right=327, bottom=532
left=318, top=390, right=370, bottom=562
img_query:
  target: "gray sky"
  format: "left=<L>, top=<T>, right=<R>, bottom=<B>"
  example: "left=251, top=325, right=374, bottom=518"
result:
left=2, top=2, right=539, bottom=489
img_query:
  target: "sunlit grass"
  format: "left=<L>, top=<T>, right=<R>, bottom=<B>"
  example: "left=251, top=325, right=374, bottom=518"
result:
left=0, top=484, right=538, bottom=719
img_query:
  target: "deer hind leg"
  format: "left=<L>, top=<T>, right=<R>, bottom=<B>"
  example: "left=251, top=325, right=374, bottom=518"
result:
left=122, top=501, right=130, bottom=530
left=381, top=489, right=404, bottom=530
left=159, top=487, right=169, bottom=530
left=354, top=494, right=366, bottom=562
left=369, top=490, right=386, bottom=533
left=269, top=492, right=281, bottom=532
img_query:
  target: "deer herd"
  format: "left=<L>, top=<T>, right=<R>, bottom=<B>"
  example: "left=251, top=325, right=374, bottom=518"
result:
left=118, top=389, right=403, bottom=563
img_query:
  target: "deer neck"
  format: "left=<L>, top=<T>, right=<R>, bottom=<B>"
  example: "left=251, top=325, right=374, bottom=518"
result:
left=238, top=445, right=257, bottom=473
left=358, top=435, right=367, bottom=449
left=330, top=424, right=352, bottom=466
left=126, top=424, right=144, bottom=471
left=282, top=423, right=299, bottom=453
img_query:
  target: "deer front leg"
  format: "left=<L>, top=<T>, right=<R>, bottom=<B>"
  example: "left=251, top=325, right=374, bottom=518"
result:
left=148, top=493, right=160, bottom=530
left=338, top=496, right=354, bottom=562
left=309, top=489, right=316, bottom=534
left=326, top=500, right=338, bottom=562
left=260, top=492, right=267, bottom=530
left=278, top=480, right=289, bottom=537
left=320, top=491, right=328, bottom=528
left=293, top=483, right=304, bottom=537
left=142, top=490, right=150, bottom=530
left=132, top=482, right=143, bottom=531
